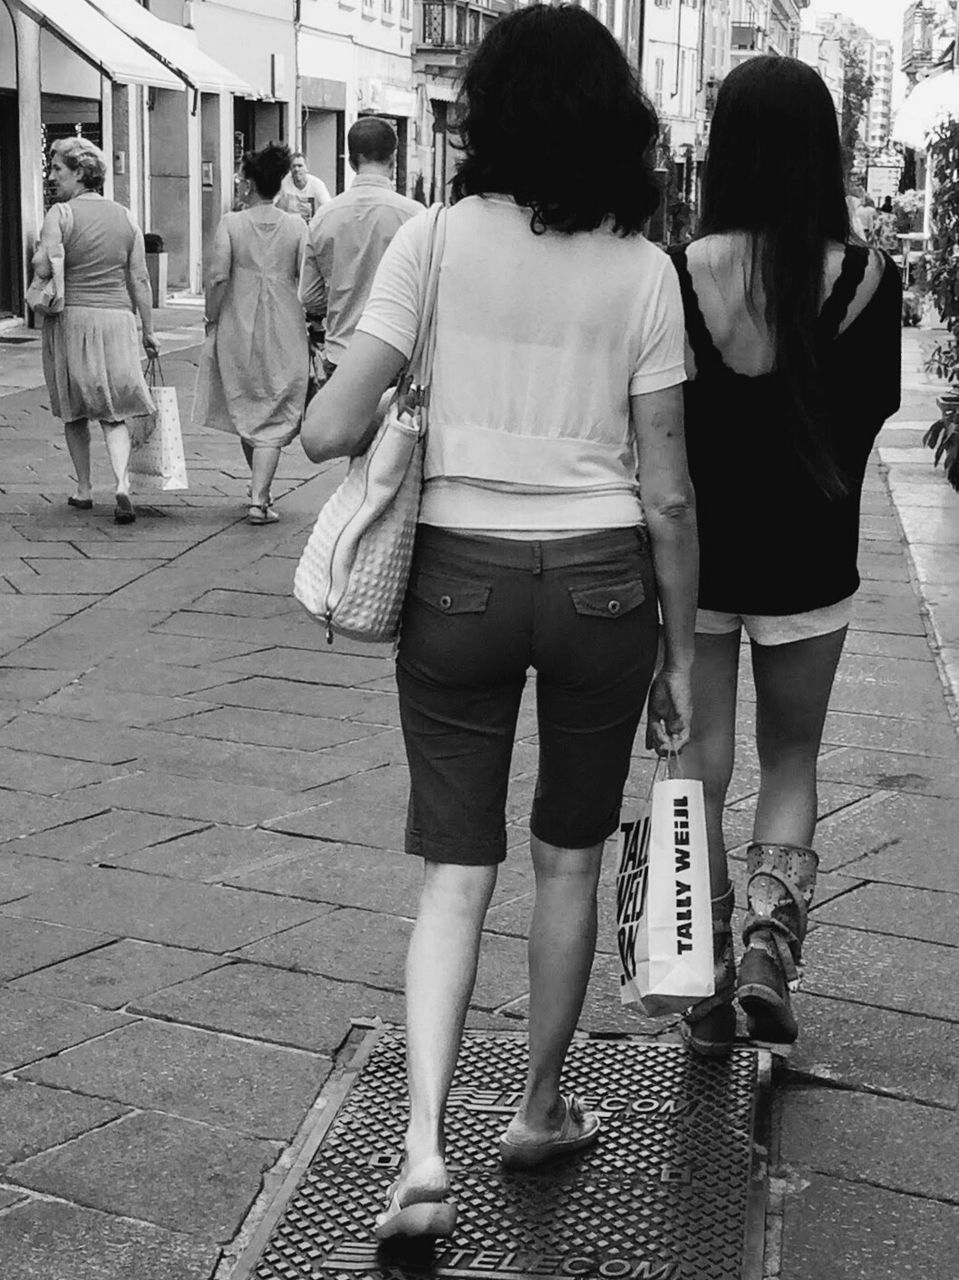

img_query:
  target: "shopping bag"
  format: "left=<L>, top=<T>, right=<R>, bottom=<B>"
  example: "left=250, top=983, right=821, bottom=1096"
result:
left=129, top=359, right=188, bottom=492
left=616, top=755, right=714, bottom=1016
left=26, top=245, right=65, bottom=317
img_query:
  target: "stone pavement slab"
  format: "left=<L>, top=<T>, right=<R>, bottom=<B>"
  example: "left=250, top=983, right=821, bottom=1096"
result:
left=0, top=917, right=109, bottom=980
left=804, top=925, right=959, bottom=1021
left=0, top=809, right=202, bottom=862
left=7, top=1111, right=277, bottom=1240
left=0, top=746, right=119, bottom=795
left=0, top=990, right=131, bottom=1072
left=157, top=703, right=379, bottom=750
left=0, top=853, right=94, bottom=905
left=17, top=1019, right=330, bottom=1141
left=2, top=865, right=325, bottom=950
left=0, top=792, right=107, bottom=840
left=780, top=1087, right=958, bottom=1201
left=7, top=938, right=225, bottom=1008
left=129, top=961, right=409, bottom=1054
left=780, top=1174, right=959, bottom=1280
left=0, top=1080, right=128, bottom=1165
left=112, top=825, right=322, bottom=881
left=0, top=1200, right=218, bottom=1280
left=787, top=996, right=959, bottom=1108
left=63, top=769, right=303, bottom=825
left=813, top=881, right=959, bottom=946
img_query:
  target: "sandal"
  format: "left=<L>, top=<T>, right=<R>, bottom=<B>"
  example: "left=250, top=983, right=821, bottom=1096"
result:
left=499, top=1094, right=600, bottom=1170
left=374, top=1179, right=456, bottom=1242
left=67, top=495, right=93, bottom=510
left=247, top=504, right=279, bottom=525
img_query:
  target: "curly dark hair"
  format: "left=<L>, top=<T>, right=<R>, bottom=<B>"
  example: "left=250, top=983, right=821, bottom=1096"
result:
left=450, top=4, right=660, bottom=236
left=242, top=141, right=292, bottom=201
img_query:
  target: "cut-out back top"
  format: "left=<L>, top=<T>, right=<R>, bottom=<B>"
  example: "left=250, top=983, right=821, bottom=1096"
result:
left=669, top=242, right=903, bottom=615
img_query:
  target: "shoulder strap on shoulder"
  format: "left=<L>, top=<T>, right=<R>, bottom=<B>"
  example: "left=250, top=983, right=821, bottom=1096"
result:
left=668, top=245, right=725, bottom=376
left=819, top=245, right=869, bottom=340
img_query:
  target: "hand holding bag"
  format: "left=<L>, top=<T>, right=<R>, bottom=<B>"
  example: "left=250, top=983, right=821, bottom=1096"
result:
left=616, top=751, right=714, bottom=1016
left=293, top=204, right=447, bottom=644
left=129, top=358, right=189, bottom=492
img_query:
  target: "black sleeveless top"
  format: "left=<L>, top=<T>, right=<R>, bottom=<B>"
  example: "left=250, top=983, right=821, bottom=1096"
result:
left=669, top=244, right=902, bottom=616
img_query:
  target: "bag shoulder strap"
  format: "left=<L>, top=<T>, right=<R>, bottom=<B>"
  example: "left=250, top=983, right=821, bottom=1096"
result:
left=406, top=203, right=446, bottom=390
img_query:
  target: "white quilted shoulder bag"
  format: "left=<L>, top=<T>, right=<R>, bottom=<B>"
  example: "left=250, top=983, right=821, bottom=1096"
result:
left=294, top=204, right=446, bottom=644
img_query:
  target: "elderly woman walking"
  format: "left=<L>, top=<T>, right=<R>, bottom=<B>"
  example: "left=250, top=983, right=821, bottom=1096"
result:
left=33, top=138, right=158, bottom=523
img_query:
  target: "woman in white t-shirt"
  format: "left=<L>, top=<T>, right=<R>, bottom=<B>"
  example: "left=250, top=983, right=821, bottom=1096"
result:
left=302, top=4, right=698, bottom=1242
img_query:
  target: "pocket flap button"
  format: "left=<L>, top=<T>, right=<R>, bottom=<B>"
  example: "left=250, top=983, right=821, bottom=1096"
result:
left=608, top=599, right=621, bottom=615
left=439, top=595, right=452, bottom=610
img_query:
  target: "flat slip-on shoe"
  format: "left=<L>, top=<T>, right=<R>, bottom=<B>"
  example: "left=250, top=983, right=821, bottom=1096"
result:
left=374, top=1186, right=457, bottom=1241
left=114, top=494, right=136, bottom=524
left=68, top=496, right=93, bottom=509
left=499, top=1095, right=600, bottom=1170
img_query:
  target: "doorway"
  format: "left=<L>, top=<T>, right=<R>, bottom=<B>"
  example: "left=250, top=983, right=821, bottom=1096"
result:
left=0, top=89, right=21, bottom=315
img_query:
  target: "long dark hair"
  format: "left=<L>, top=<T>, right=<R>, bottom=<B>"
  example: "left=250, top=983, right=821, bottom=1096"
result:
left=700, top=57, right=851, bottom=497
left=451, top=4, right=660, bottom=236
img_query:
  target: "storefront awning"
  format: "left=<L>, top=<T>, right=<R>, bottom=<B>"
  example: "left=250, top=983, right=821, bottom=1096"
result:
left=9, top=0, right=184, bottom=90
left=81, top=0, right=256, bottom=97
left=893, top=69, right=959, bottom=150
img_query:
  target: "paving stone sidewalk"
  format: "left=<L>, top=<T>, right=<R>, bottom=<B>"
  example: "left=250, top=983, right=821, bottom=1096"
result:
left=0, top=326, right=957, bottom=1279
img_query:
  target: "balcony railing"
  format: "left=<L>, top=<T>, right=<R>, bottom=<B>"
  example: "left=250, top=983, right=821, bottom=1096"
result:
left=418, top=2, right=496, bottom=49
left=731, top=23, right=764, bottom=51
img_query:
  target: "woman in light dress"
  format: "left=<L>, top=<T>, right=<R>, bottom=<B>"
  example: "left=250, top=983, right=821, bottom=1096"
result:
left=195, top=142, right=308, bottom=524
left=34, top=138, right=158, bottom=524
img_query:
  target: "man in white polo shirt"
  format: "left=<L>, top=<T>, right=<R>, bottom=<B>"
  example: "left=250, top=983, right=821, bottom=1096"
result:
left=276, top=153, right=331, bottom=222
left=299, top=117, right=421, bottom=376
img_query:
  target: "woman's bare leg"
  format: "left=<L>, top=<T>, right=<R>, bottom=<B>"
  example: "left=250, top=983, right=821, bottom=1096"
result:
left=403, top=860, right=497, bottom=1193
left=751, top=628, right=847, bottom=846
left=64, top=419, right=92, bottom=500
left=100, top=421, right=132, bottom=496
left=680, top=630, right=741, bottom=895
left=513, top=836, right=603, bottom=1132
left=250, top=445, right=281, bottom=510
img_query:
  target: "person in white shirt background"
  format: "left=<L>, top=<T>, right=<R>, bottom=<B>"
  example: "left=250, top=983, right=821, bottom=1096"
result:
left=299, top=117, right=421, bottom=378
left=276, top=152, right=331, bottom=221
left=302, top=2, right=697, bottom=1244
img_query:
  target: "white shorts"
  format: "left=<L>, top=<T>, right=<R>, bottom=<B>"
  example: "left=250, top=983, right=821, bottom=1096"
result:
left=695, top=594, right=855, bottom=647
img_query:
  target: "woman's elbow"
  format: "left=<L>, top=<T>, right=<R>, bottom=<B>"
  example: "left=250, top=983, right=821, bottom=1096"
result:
left=645, top=487, right=697, bottom=524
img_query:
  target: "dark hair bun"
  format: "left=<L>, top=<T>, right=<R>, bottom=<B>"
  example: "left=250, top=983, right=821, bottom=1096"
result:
left=242, top=141, right=292, bottom=200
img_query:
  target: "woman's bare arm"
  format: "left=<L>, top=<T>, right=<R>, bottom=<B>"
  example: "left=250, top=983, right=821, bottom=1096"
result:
left=632, top=384, right=698, bottom=752
left=126, top=226, right=158, bottom=357
left=300, top=331, right=406, bottom=463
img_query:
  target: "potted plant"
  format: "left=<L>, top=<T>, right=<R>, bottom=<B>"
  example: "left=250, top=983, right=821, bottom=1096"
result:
left=922, top=118, right=959, bottom=490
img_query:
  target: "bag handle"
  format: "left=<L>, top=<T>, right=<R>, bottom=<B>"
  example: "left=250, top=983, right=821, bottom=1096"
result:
left=145, top=355, right=165, bottom=387
left=399, top=203, right=447, bottom=406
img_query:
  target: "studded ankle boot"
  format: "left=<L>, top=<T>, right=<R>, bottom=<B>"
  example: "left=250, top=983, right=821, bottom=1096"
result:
left=737, top=842, right=818, bottom=1045
left=680, top=885, right=737, bottom=1058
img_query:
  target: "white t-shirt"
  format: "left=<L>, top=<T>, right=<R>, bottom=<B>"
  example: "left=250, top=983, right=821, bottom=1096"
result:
left=276, top=173, right=331, bottom=221
left=357, top=195, right=686, bottom=532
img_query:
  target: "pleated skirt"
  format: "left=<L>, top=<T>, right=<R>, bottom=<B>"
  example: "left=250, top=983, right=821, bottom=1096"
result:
left=43, top=306, right=155, bottom=423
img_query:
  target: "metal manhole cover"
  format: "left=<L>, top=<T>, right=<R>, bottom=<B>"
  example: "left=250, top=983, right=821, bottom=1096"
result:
left=238, top=1028, right=770, bottom=1280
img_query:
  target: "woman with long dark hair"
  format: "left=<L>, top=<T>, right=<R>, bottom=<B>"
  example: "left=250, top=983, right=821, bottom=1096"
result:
left=668, top=57, right=902, bottom=1057
left=302, top=3, right=698, bottom=1240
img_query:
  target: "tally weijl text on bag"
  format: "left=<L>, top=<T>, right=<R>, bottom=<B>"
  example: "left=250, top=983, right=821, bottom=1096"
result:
left=616, top=753, right=714, bottom=1017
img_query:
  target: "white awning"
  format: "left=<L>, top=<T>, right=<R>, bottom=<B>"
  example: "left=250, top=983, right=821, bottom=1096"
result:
left=893, top=69, right=959, bottom=150
left=81, top=0, right=256, bottom=97
left=9, top=0, right=184, bottom=90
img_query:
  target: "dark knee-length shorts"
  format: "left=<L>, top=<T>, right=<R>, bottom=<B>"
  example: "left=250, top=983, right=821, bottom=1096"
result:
left=396, top=525, right=660, bottom=866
